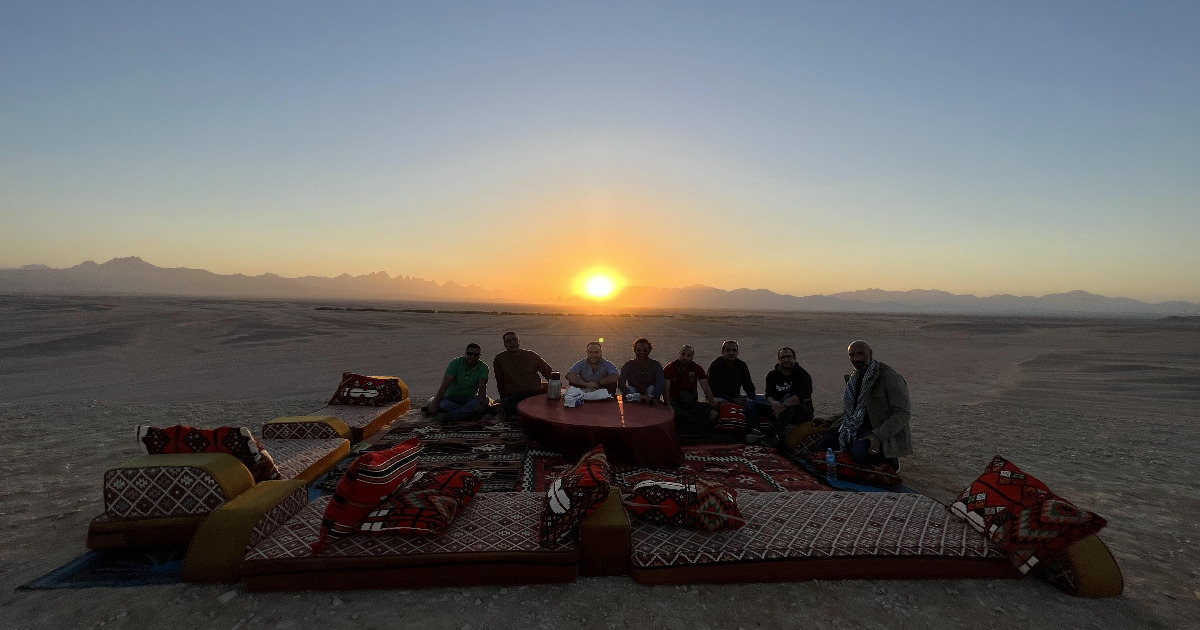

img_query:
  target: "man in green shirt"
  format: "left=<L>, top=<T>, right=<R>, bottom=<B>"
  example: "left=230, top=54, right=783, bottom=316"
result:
left=424, top=343, right=490, bottom=421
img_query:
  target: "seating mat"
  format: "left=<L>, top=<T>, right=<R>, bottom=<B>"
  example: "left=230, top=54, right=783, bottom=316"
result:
left=260, top=438, right=349, bottom=482
left=628, top=491, right=1018, bottom=584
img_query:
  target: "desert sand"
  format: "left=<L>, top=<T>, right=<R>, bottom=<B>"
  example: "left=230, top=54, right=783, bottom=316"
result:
left=1, top=294, right=1197, bottom=629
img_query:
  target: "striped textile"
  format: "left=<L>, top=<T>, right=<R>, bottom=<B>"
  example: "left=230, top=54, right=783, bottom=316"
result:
left=310, top=437, right=422, bottom=553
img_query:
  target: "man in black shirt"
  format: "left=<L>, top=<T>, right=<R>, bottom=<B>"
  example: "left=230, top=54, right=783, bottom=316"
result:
left=764, top=347, right=815, bottom=444
left=707, top=340, right=763, bottom=436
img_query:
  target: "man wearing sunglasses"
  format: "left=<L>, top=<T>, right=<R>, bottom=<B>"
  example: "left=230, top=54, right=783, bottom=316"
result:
left=424, top=342, right=490, bottom=421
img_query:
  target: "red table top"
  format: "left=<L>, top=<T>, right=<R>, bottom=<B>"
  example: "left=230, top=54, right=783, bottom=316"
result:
left=517, top=395, right=674, bottom=428
left=517, top=395, right=683, bottom=468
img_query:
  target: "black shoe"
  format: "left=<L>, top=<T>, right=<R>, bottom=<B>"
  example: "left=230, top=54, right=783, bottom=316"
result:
left=761, top=433, right=780, bottom=448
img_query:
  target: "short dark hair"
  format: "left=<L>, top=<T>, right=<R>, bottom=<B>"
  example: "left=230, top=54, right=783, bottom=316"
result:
left=778, top=347, right=796, bottom=358
left=632, top=337, right=652, bottom=350
left=722, top=340, right=738, bottom=350
left=586, top=341, right=602, bottom=351
left=466, top=343, right=481, bottom=350
left=502, top=331, right=517, bottom=339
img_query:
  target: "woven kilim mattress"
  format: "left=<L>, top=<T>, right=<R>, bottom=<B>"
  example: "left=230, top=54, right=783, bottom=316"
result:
left=307, top=399, right=410, bottom=442
left=240, top=492, right=578, bottom=590
left=629, top=491, right=1020, bottom=584
left=259, top=438, right=349, bottom=484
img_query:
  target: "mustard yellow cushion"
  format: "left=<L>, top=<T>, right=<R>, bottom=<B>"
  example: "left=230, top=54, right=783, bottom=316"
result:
left=183, top=479, right=308, bottom=583
left=578, top=491, right=632, bottom=577
left=1042, top=534, right=1124, bottom=597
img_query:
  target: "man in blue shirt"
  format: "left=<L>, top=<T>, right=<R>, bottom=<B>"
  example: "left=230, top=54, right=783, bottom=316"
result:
left=424, top=343, right=490, bottom=421
left=565, top=341, right=620, bottom=393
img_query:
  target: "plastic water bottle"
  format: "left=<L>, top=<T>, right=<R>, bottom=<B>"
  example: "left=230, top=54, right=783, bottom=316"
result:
left=825, top=448, right=838, bottom=482
left=547, top=372, right=561, bottom=400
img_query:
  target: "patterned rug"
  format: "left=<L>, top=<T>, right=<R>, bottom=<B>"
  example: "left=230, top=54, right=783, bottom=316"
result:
left=521, top=444, right=829, bottom=493
left=318, top=413, right=831, bottom=495
left=20, top=546, right=185, bottom=589
left=316, top=412, right=532, bottom=493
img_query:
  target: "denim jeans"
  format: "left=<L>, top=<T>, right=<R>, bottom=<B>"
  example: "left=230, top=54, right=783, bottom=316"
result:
left=438, top=394, right=481, bottom=421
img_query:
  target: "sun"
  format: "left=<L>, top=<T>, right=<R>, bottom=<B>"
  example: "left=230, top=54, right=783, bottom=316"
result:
left=573, top=268, right=623, bottom=301
left=585, top=275, right=615, bottom=299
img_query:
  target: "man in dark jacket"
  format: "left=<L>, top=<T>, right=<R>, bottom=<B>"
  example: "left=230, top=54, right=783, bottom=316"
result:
left=764, top=347, right=815, bottom=443
left=814, top=340, right=911, bottom=469
left=707, top=340, right=763, bottom=434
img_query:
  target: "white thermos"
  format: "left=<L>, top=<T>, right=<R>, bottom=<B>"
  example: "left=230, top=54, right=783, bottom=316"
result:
left=547, top=372, right=561, bottom=400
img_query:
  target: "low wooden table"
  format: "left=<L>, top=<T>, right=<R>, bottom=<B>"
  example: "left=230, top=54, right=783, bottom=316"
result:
left=518, top=395, right=684, bottom=469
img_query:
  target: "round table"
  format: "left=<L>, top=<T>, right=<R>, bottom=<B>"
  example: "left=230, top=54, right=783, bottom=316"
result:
left=517, top=395, right=684, bottom=469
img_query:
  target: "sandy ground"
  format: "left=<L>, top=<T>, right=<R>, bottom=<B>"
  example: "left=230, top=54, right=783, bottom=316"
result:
left=0, top=295, right=1197, bottom=629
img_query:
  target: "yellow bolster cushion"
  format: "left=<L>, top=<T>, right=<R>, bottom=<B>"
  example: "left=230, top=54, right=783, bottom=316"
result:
left=182, top=479, right=308, bottom=583
left=265, top=415, right=353, bottom=440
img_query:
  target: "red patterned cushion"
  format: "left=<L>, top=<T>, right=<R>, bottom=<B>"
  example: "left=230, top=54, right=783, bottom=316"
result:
left=539, top=445, right=611, bottom=545
left=623, top=475, right=744, bottom=531
left=805, top=451, right=903, bottom=487
left=359, top=469, right=481, bottom=536
left=949, top=455, right=1052, bottom=534
left=328, top=372, right=405, bottom=406
left=714, top=403, right=747, bottom=433
left=989, top=497, right=1108, bottom=574
left=311, top=437, right=421, bottom=553
left=137, top=425, right=281, bottom=483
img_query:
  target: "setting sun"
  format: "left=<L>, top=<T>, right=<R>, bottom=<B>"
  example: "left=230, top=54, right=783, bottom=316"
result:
left=585, top=276, right=615, bottom=298
left=572, top=267, right=624, bottom=301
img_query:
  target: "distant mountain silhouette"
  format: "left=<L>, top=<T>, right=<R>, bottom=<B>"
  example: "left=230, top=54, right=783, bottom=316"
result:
left=2, top=257, right=1198, bottom=317
left=561, top=284, right=1200, bottom=317
left=0, top=257, right=510, bottom=302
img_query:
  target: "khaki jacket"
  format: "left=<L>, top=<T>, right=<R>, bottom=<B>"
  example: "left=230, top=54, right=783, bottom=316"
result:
left=863, top=362, right=912, bottom=458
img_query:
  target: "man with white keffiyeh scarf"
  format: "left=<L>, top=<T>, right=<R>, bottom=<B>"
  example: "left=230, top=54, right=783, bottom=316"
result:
left=813, top=340, right=912, bottom=470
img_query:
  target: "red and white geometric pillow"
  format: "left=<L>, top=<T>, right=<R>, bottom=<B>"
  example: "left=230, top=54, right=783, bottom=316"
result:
left=359, top=468, right=481, bottom=537
left=948, top=455, right=1108, bottom=575
left=137, top=424, right=281, bottom=483
left=328, top=372, right=405, bottom=407
left=539, top=445, right=611, bottom=545
left=310, top=437, right=422, bottom=553
left=988, top=496, right=1107, bottom=574
left=622, top=475, right=744, bottom=531
left=714, top=403, right=747, bottom=433
left=949, top=455, right=1052, bottom=534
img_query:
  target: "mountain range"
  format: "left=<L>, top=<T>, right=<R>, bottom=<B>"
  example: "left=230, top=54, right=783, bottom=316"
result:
left=2, top=257, right=1198, bottom=317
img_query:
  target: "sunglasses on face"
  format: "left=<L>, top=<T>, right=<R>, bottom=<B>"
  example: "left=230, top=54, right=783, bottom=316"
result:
left=466, top=352, right=480, bottom=357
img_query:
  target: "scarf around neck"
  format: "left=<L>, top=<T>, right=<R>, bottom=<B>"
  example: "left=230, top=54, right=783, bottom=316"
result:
left=839, top=359, right=878, bottom=449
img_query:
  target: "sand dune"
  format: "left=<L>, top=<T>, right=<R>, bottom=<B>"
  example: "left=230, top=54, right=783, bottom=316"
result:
left=0, top=295, right=1197, bottom=629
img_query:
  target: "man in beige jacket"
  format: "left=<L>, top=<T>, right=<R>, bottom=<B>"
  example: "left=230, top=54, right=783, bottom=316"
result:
left=813, top=340, right=911, bottom=470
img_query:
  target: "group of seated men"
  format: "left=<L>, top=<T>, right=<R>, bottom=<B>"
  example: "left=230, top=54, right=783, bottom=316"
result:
left=421, top=332, right=910, bottom=469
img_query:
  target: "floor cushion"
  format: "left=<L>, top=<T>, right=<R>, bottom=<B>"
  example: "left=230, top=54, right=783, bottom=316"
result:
left=137, top=425, right=281, bottom=483
left=629, top=491, right=1019, bottom=585
left=88, top=453, right=255, bottom=549
left=949, top=455, right=1052, bottom=534
left=183, top=480, right=309, bottom=582
left=307, top=399, right=411, bottom=442
left=540, top=445, right=612, bottom=545
left=311, top=437, right=421, bottom=553
left=240, top=492, right=578, bottom=590
left=263, top=416, right=353, bottom=440
left=1040, top=534, right=1124, bottom=597
left=259, top=438, right=351, bottom=483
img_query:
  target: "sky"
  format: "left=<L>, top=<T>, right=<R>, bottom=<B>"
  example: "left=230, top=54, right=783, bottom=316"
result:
left=2, top=1, right=1198, bottom=303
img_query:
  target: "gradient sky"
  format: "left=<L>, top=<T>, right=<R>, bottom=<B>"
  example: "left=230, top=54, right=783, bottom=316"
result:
left=2, top=2, right=1198, bottom=302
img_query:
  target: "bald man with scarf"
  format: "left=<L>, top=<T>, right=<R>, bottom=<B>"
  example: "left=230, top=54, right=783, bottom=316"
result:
left=814, top=340, right=912, bottom=470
